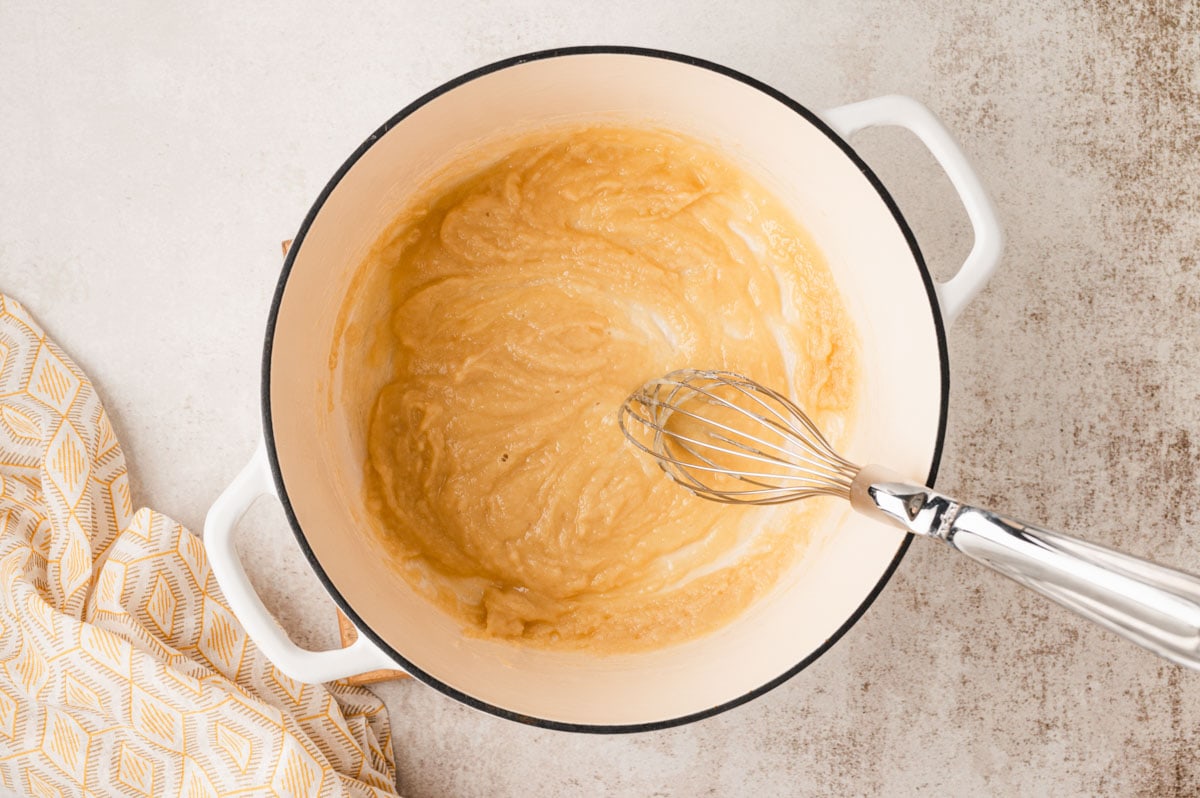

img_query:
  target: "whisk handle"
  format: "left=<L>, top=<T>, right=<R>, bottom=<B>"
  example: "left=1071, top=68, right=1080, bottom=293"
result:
left=851, top=467, right=1200, bottom=670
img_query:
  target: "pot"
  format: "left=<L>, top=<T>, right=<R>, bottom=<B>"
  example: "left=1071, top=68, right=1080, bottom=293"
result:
left=204, top=47, right=1002, bottom=731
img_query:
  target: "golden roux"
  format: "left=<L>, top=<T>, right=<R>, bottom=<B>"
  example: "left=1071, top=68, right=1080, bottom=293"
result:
left=350, top=125, right=859, bottom=652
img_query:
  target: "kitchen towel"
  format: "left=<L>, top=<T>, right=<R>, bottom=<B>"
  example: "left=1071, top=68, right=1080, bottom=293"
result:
left=0, top=294, right=398, bottom=797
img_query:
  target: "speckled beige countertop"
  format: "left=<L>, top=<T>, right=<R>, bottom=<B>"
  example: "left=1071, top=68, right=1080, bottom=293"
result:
left=4, top=1, right=1200, bottom=795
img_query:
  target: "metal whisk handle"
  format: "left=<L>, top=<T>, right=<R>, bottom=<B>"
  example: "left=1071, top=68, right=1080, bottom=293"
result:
left=851, top=466, right=1200, bottom=670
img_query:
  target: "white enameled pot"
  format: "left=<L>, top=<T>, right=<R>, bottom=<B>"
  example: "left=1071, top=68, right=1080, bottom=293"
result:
left=204, top=47, right=1002, bottom=731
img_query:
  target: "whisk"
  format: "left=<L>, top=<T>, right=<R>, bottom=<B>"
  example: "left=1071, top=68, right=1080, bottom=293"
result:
left=620, top=368, right=1200, bottom=670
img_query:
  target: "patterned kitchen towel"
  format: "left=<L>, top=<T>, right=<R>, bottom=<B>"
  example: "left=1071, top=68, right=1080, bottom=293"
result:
left=0, top=294, right=398, bottom=797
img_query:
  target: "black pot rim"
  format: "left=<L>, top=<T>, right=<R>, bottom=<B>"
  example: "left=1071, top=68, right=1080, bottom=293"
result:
left=261, top=45, right=949, bottom=734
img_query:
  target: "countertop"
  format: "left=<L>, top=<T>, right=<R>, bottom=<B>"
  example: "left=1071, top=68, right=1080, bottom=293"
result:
left=4, top=1, right=1200, bottom=795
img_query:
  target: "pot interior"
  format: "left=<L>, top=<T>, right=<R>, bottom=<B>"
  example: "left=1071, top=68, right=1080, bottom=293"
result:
left=266, top=50, right=943, bottom=728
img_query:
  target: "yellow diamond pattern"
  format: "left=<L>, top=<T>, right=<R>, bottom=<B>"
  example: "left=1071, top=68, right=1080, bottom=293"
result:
left=0, top=294, right=397, bottom=794
left=79, top=624, right=132, bottom=677
left=94, top=409, right=117, bottom=458
left=1, top=401, right=41, bottom=442
left=117, top=742, right=155, bottom=796
left=45, top=421, right=88, bottom=509
left=108, top=471, right=133, bottom=532
left=176, top=530, right=207, bottom=588
left=62, top=672, right=102, bottom=715
left=26, top=342, right=81, bottom=415
left=42, top=707, right=88, bottom=784
left=8, top=639, right=49, bottom=699
left=146, top=573, right=177, bottom=638
left=199, top=596, right=246, bottom=676
left=131, top=685, right=184, bottom=752
left=57, top=523, right=91, bottom=601
left=26, top=591, right=55, bottom=638
left=215, top=721, right=252, bottom=774
left=95, top=559, right=127, bottom=612
left=271, top=734, right=322, bottom=798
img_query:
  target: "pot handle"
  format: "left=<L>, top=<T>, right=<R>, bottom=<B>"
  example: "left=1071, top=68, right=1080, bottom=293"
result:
left=821, top=95, right=1003, bottom=327
left=203, top=438, right=401, bottom=683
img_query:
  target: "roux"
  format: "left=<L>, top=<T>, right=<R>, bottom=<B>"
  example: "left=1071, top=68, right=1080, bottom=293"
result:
left=347, top=125, right=859, bottom=652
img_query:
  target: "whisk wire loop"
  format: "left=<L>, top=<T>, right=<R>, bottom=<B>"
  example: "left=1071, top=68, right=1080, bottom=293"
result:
left=618, top=369, right=861, bottom=505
